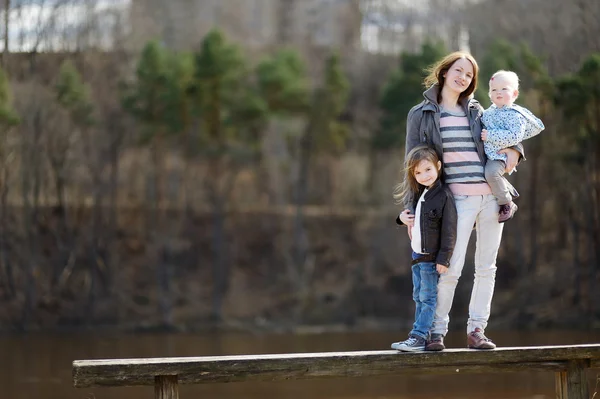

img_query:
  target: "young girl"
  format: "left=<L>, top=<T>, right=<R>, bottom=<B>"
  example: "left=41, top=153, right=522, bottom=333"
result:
left=391, top=145, right=457, bottom=352
left=482, top=70, right=545, bottom=222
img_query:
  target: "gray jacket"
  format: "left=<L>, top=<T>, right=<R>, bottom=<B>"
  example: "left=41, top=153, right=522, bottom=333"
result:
left=404, top=85, right=524, bottom=207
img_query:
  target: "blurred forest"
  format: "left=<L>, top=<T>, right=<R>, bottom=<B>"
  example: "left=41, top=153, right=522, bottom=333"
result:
left=0, top=0, right=598, bottom=332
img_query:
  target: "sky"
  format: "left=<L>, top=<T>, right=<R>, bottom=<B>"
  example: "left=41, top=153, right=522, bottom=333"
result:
left=1, top=0, right=130, bottom=51
left=0, top=0, right=458, bottom=54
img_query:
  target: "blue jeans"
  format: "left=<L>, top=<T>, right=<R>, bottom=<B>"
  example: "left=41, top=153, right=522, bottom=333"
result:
left=410, top=259, right=439, bottom=340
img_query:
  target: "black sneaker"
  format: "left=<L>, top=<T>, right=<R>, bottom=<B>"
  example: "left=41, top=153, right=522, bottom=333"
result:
left=425, top=333, right=445, bottom=351
left=391, top=335, right=426, bottom=352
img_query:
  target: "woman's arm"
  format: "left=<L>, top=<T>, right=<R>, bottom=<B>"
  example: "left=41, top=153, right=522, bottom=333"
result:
left=498, top=147, right=522, bottom=173
left=405, top=105, right=422, bottom=156
left=404, top=105, right=423, bottom=210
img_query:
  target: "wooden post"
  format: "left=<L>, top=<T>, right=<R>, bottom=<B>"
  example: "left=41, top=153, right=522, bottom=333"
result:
left=155, top=375, right=179, bottom=399
left=555, top=360, right=589, bottom=399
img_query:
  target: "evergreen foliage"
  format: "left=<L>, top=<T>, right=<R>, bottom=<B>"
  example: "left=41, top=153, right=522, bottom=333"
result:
left=0, top=67, right=19, bottom=127
left=376, top=41, right=446, bottom=149
left=55, top=60, right=94, bottom=126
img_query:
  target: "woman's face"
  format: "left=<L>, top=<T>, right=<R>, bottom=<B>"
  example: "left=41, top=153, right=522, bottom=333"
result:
left=443, top=58, right=474, bottom=95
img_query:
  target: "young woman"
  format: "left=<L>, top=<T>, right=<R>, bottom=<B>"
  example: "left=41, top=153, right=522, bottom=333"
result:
left=391, top=145, right=457, bottom=352
left=399, top=52, right=523, bottom=350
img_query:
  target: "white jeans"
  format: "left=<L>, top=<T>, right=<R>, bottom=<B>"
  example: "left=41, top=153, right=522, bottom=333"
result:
left=431, top=194, right=504, bottom=336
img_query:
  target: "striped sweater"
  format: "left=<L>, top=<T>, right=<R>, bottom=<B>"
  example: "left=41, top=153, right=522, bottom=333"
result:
left=440, top=109, right=492, bottom=196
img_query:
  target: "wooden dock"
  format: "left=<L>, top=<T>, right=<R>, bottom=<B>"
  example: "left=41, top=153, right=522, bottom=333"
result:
left=73, top=343, right=600, bottom=399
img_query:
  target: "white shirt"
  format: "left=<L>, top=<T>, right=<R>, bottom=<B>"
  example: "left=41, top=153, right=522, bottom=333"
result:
left=411, top=189, right=428, bottom=254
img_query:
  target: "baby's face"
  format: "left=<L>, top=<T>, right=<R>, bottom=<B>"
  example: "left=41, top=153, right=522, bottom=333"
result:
left=489, top=77, right=518, bottom=108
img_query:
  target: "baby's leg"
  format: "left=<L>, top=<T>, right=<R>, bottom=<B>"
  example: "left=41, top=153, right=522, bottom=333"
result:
left=484, top=160, right=512, bottom=205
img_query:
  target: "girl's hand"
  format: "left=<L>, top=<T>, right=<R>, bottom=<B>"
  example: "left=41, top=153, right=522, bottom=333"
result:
left=399, top=209, right=414, bottom=227
left=481, top=129, right=488, bottom=141
left=436, top=264, right=449, bottom=274
left=498, top=147, right=519, bottom=173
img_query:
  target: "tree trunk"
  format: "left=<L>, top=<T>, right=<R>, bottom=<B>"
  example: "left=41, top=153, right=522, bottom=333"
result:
left=151, top=137, right=172, bottom=328
left=290, top=122, right=314, bottom=321
left=207, top=156, right=239, bottom=323
left=570, top=206, right=581, bottom=306
left=2, top=0, right=9, bottom=67
left=366, top=147, right=378, bottom=206
left=527, top=139, right=541, bottom=274
left=108, top=132, right=121, bottom=297
left=20, top=108, right=43, bottom=330
left=0, top=157, right=14, bottom=299
left=210, top=199, right=227, bottom=322
left=20, top=142, right=35, bottom=330
left=85, top=188, right=103, bottom=325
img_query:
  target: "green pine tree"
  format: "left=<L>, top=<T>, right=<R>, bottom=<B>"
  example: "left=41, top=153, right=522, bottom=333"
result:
left=191, top=29, right=268, bottom=321
left=477, top=40, right=520, bottom=103
left=555, top=53, right=600, bottom=158
left=289, top=52, right=350, bottom=320
left=122, top=40, right=174, bottom=145
left=256, top=49, right=310, bottom=116
left=312, top=52, right=350, bottom=153
left=121, top=41, right=192, bottom=328
left=55, top=60, right=93, bottom=126
left=193, top=30, right=266, bottom=154
left=554, top=53, right=600, bottom=303
left=0, top=67, right=18, bottom=128
left=376, top=41, right=446, bottom=149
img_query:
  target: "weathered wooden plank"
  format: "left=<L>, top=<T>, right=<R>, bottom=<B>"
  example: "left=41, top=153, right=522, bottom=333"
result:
left=155, top=376, right=178, bottom=399
left=72, top=344, right=600, bottom=388
left=556, top=360, right=590, bottom=399
left=75, top=361, right=571, bottom=387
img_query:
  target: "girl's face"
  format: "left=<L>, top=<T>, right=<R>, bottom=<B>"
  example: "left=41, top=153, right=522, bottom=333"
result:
left=489, top=76, right=518, bottom=108
left=443, top=58, right=474, bottom=95
left=413, top=159, right=441, bottom=188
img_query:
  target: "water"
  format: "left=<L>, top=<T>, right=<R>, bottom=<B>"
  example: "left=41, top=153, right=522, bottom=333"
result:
left=1, top=330, right=599, bottom=399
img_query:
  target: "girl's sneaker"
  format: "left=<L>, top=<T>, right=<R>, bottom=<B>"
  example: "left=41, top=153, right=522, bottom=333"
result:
left=391, top=335, right=426, bottom=352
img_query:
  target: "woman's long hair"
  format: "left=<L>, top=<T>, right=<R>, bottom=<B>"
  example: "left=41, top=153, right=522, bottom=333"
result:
left=424, top=51, right=479, bottom=103
left=393, top=146, right=441, bottom=207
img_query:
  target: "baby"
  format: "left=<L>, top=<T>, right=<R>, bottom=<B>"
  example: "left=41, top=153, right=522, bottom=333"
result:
left=481, top=70, right=545, bottom=222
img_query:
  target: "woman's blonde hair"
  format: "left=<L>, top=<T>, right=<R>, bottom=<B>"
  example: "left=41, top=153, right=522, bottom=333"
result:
left=424, top=51, right=479, bottom=103
left=393, top=146, right=441, bottom=206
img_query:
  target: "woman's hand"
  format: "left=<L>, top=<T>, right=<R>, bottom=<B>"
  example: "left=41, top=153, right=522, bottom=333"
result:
left=436, top=264, right=448, bottom=274
left=481, top=129, right=488, bottom=141
left=497, top=147, right=520, bottom=173
left=399, top=209, right=414, bottom=227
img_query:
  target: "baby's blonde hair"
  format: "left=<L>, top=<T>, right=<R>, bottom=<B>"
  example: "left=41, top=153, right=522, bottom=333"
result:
left=489, top=70, right=520, bottom=96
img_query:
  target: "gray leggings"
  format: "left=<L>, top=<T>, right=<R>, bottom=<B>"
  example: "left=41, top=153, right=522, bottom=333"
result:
left=484, top=159, right=512, bottom=205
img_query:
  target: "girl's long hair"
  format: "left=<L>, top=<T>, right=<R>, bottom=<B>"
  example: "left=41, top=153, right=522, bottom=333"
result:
left=393, top=146, right=441, bottom=206
left=424, top=51, right=479, bottom=103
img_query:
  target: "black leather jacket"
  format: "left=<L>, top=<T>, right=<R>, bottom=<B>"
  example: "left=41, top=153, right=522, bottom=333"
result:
left=396, top=181, right=457, bottom=267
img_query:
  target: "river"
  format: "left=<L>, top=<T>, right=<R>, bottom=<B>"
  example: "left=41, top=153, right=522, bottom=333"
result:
left=1, top=329, right=599, bottom=398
